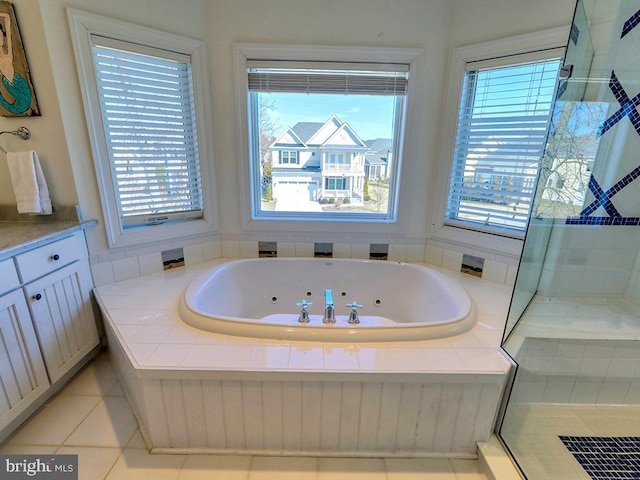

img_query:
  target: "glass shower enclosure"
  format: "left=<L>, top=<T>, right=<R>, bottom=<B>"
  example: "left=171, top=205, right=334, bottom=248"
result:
left=499, top=0, right=640, bottom=478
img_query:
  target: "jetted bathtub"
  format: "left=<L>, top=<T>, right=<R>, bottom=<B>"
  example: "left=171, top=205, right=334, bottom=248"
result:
left=179, top=258, right=475, bottom=342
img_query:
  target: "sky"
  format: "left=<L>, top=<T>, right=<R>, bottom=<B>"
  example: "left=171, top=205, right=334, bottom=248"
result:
left=262, top=92, right=397, bottom=141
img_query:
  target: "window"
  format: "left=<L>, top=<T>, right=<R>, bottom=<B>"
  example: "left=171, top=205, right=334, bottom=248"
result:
left=325, top=177, right=347, bottom=190
left=235, top=44, right=421, bottom=227
left=68, top=10, right=216, bottom=248
left=280, top=151, right=298, bottom=164
left=92, top=40, right=202, bottom=227
left=446, top=54, right=562, bottom=235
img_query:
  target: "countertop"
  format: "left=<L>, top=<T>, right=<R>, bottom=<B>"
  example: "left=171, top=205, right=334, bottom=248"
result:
left=0, top=220, right=97, bottom=261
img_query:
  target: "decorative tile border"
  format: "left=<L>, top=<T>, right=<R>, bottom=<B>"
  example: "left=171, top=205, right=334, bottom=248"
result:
left=567, top=165, right=640, bottom=225
left=598, top=71, right=640, bottom=138
left=622, top=9, right=640, bottom=39
left=565, top=18, right=640, bottom=227
left=566, top=216, right=640, bottom=226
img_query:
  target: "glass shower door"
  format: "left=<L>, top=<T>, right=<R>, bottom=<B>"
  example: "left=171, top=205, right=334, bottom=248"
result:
left=502, top=0, right=594, bottom=342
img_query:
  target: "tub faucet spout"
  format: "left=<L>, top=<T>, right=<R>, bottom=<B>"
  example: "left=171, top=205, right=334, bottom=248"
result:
left=323, top=289, right=335, bottom=324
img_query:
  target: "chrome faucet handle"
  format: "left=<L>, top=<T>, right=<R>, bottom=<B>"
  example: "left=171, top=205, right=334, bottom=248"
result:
left=297, top=300, right=313, bottom=323
left=346, top=302, right=363, bottom=325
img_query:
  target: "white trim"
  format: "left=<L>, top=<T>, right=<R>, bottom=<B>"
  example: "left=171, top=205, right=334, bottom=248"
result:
left=431, top=26, right=569, bottom=254
left=67, top=8, right=218, bottom=248
left=233, top=43, right=423, bottom=235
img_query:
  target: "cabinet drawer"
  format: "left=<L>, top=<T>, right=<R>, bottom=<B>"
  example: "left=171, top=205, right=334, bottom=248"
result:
left=16, top=232, right=88, bottom=284
left=0, top=259, right=19, bottom=295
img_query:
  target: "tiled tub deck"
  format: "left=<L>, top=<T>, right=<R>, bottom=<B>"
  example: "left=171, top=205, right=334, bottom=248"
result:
left=94, top=259, right=513, bottom=457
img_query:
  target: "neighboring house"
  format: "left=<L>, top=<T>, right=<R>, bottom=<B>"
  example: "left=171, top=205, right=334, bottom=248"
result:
left=461, top=136, right=538, bottom=205
left=269, top=115, right=368, bottom=204
left=364, top=138, right=393, bottom=180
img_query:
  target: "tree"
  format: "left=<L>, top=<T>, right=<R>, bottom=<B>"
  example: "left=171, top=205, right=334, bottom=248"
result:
left=262, top=162, right=273, bottom=201
left=363, top=176, right=370, bottom=201
left=533, top=100, right=608, bottom=218
left=368, top=180, right=388, bottom=212
left=258, top=95, right=279, bottom=200
left=258, top=95, right=279, bottom=165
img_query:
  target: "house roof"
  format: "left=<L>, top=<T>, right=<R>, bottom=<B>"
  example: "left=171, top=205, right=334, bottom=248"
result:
left=271, top=128, right=306, bottom=148
left=322, top=122, right=367, bottom=149
left=272, top=115, right=368, bottom=150
left=365, top=155, right=388, bottom=166
left=290, top=122, right=324, bottom=144
left=365, top=138, right=393, bottom=153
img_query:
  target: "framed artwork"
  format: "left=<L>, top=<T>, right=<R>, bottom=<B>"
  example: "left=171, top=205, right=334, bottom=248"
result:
left=0, top=1, right=39, bottom=116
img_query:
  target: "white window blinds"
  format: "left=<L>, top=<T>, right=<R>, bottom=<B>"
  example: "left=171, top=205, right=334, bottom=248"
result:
left=446, top=56, right=561, bottom=234
left=247, top=61, right=409, bottom=96
left=92, top=37, right=203, bottom=227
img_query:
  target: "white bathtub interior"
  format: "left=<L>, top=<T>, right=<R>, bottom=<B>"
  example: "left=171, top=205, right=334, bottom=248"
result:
left=179, top=258, right=476, bottom=342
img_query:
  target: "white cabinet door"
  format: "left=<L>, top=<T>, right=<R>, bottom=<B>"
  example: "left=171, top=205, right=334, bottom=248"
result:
left=0, top=290, right=50, bottom=431
left=25, top=260, right=99, bottom=383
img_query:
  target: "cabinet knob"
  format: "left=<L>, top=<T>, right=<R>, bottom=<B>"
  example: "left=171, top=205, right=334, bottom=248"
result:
left=32, top=293, right=42, bottom=301
left=51, top=254, right=60, bottom=261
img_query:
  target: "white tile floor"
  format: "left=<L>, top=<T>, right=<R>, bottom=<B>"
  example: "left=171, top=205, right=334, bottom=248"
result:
left=501, top=401, right=640, bottom=479
left=1, top=352, right=489, bottom=480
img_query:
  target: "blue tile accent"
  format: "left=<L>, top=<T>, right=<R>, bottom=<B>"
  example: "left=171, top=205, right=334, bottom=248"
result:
left=622, top=10, right=640, bottom=38
left=581, top=175, right=622, bottom=217
left=560, top=436, right=640, bottom=479
left=557, top=79, right=568, bottom=99
left=598, top=71, right=640, bottom=138
left=566, top=216, right=640, bottom=226
left=570, top=23, right=580, bottom=45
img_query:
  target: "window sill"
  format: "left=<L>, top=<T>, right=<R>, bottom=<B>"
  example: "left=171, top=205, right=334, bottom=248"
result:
left=106, top=217, right=217, bottom=249
left=430, top=223, right=524, bottom=259
left=242, top=214, right=407, bottom=237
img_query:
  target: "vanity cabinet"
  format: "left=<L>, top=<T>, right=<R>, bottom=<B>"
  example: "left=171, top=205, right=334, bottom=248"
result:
left=0, top=230, right=98, bottom=438
left=0, top=287, right=50, bottom=433
left=17, top=233, right=98, bottom=384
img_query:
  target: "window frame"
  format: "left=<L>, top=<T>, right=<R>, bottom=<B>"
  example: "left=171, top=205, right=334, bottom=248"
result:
left=234, top=43, right=423, bottom=235
left=67, top=9, right=217, bottom=248
left=433, top=27, right=568, bottom=257
left=280, top=150, right=299, bottom=165
left=446, top=53, right=563, bottom=235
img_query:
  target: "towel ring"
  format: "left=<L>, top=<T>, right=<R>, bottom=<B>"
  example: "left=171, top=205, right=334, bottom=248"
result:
left=0, top=126, right=31, bottom=153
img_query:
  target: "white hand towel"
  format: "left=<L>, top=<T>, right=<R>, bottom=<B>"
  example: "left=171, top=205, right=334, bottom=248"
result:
left=6, top=150, right=52, bottom=215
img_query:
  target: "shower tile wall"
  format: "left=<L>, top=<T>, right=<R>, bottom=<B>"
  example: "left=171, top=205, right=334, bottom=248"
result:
left=538, top=224, right=640, bottom=295
left=537, top=3, right=640, bottom=298
left=511, top=337, right=640, bottom=405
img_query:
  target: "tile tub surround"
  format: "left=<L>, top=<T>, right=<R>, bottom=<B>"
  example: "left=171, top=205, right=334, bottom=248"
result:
left=89, top=237, right=520, bottom=288
left=0, top=352, right=489, bottom=479
left=94, top=258, right=513, bottom=457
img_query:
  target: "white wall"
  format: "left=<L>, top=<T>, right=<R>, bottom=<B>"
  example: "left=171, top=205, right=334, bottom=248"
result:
left=0, top=0, right=78, bottom=206
left=209, top=0, right=575, bottom=238
left=207, top=0, right=454, bottom=239
left=11, top=0, right=576, bottom=282
left=37, top=0, right=208, bottom=259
